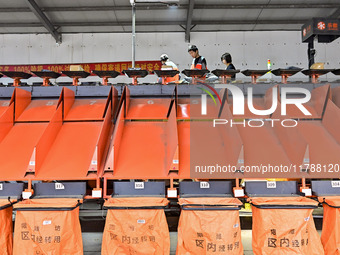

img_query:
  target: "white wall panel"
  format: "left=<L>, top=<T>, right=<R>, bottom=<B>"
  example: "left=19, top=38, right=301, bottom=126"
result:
left=0, top=31, right=339, bottom=83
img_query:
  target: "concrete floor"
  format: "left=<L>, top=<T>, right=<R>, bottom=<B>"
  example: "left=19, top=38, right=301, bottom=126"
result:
left=82, top=230, right=322, bottom=254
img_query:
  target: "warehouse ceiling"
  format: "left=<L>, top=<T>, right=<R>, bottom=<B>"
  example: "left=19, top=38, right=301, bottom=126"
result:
left=0, top=0, right=339, bottom=43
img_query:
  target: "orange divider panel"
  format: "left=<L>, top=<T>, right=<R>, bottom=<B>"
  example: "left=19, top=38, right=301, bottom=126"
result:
left=13, top=88, right=31, bottom=121
left=229, top=97, right=271, bottom=119
left=32, top=86, right=115, bottom=180
left=311, top=84, right=330, bottom=117
left=16, top=99, right=58, bottom=122
left=0, top=100, right=11, bottom=117
left=105, top=98, right=178, bottom=179
left=296, top=121, right=340, bottom=178
left=190, top=121, right=243, bottom=179
left=0, top=103, right=14, bottom=144
left=112, top=87, right=119, bottom=118
left=331, top=86, right=340, bottom=108
left=177, top=121, right=190, bottom=179
left=230, top=85, right=279, bottom=119
left=250, top=197, right=323, bottom=255
left=177, top=197, right=243, bottom=255
left=219, top=94, right=243, bottom=168
left=35, top=122, right=102, bottom=180
left=104, top=101, right=125, bottom=176
left=237, top=123, right=292, bottom=178
left=125, top=86, right=130, bottom=117
left=13, top=198, right=83, bottom=255
left=102, top=197, right=170, bottom=255
left=90, top=103, right=113, bottom=176
left=62, top=87, right=75, bottom=118
left=273, top=121, right=308, bottom=167
left=0, top=123, right=48, bottom=181
left=34, top=105, right=63, bottom=175
left=165, top=102, right=179, bottom=176
left=0, top=200, right=14, bottom=255
left=283, top=84, right=330, bottom=119
left=322, top=99, right=340, bottom=144
left=318, top=196, right=340, bottom=255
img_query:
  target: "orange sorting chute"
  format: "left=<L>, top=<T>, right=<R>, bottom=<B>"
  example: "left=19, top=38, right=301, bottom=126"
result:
left=177, top=197, right=243, bottom=255
left=250, top=197, right=323, bottom=255
left=13, top=198, right=83, bottom=255
left=0, top=199, right=15, bottom=255
left=102, top=197, right=170, bottom=255
left=318, top=196, right=340, bottom=255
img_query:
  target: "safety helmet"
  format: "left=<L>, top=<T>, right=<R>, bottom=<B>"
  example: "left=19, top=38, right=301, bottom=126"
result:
left=160, top=54, right=169, bottom=61
left=188, top=45, right=198, bottom=52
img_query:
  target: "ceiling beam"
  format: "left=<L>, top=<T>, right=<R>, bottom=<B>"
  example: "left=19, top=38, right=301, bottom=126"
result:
left=329, top=8, right=340, bottom=18
left=0, top=28, right=304, bottom=36
left=0, top=19, right=308, bottom=27
left=185, top=0, right=195, bottom=42
left=0, top=3, right=339, bottom=12
left=26, top=0, right=62, bottom=43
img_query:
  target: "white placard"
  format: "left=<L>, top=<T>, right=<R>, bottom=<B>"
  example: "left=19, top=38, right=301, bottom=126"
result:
left=135, top=182, right=144, bottom=189
left=267, top=181, right=276, bottom=189
left=200, top=182, right=210, bottom=189
left=331, top=181, right=340, bottom=188
left=55, top=183, right=65, bottom=190
left=43, top=220, right=52, bottom=225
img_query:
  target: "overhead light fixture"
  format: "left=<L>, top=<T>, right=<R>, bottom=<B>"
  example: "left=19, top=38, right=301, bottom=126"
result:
left=129, top=0, right=179, bottom=68
left=135, top=0, right=179, bottom=2
left=131, top=0, right=179, bottom=5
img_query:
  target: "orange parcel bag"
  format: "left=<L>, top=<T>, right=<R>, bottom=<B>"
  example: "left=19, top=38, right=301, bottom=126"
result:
left=319, top=196, right=340, bottom=255
left=177, top=197, right=243, bottom=255
left=250, top=196, right=324, bottom=255
left=0, top=199, right=15, bottom=255
left=102, top=197, right=170, bottom=255
left=13, top=198, right=83, bottom=255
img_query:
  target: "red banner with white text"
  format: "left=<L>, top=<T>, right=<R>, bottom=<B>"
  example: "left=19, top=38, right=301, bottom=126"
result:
left=0, top=61, right=161, bottom=75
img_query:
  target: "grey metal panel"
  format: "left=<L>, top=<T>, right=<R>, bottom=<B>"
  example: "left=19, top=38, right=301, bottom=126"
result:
left=245, top=181, right=299, bottom=197
left=31, top=86, right=62, bottom=97
left=112, top=181, right=165, bottom=197
left=0, top=83, right=338, bottom=98
left=311, top=180, right=340, bottom=196
left=0, top=87, right=15, bottom=97
left=126, top=85, right=162, bottom=96
left=0, top=182, right=24, bottom=199
left=76, top=86, right=111, bottom=97
left=179, top=181, right=233, bottom=197
left=33, top=182, right=86, bottom=198
left=176, top=85, right=193, bottom=95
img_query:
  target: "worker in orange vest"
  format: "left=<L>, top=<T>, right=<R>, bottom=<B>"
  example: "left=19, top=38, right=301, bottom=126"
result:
left=160, top=54, right=179, bottom=84
left=188, top=45, right=207, bottom=70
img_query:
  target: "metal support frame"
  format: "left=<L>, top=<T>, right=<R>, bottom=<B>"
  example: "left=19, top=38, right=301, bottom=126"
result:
left=185, top=0, right=195, bottom=42
left=308, top=38, right=315, bottom=82
left=0, top=19, right=309, bottom=28
left=2, top=4, right=340, bottom=12
left=132, top=2, right=136, bottom=68
left=26, top=0, right=62, bottom=43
